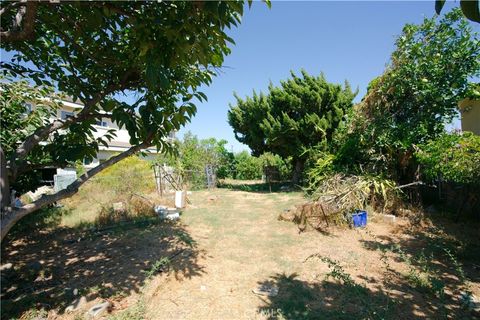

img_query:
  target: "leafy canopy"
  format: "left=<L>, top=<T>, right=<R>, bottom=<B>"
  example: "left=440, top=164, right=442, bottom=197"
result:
left=1, top=1, right=251, bottom=188
left=362, top=9, right=479, bottom=148
left=340, top=9, right=480, bottom=177
left=416, top=132, right=480, bottom=186
left=228, top=70, right=356, bottom=162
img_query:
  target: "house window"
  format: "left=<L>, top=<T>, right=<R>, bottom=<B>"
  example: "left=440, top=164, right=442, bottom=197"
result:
left=96, top=120, right=108, bottom=127
left=83, top=157, right=93, bottom=165
left=61, top=111, right=75, bottom=120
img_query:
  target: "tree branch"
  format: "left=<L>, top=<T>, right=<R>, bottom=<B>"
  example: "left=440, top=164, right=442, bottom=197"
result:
left=0, top=1, right=38, bottom=43
left=1, top=138, right=153, bottom=242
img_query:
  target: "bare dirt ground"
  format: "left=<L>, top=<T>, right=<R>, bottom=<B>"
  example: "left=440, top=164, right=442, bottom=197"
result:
left=1, top=187, right=479, bottom=320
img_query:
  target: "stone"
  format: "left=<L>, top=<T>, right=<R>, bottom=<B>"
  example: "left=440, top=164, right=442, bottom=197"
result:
left=154, top=205, right=167, bottom=214
left=86, top=301, right=112, bottom=318
left=382, top=214, right=397, bottom=224
left=278, top=210, right=295, bottom=222
left=65, top=296, right=88, bottom=313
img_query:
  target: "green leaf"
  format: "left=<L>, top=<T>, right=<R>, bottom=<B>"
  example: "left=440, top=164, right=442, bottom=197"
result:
left=435, top=0, right=446, bottom=15
left=460, top=0, right=480, bottom=23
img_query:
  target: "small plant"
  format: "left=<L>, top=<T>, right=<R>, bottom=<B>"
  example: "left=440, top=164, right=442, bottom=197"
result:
left=443, top=248, right=466, bottom=284
left=306, top=254, right=355, bottom=287
left=175, top=230, right=195, bottom=247
left=95, top=205, right=128, bottom=226
left=144, top=257, right=171, bottom=279
left=406, top=267, right=445, bottom=298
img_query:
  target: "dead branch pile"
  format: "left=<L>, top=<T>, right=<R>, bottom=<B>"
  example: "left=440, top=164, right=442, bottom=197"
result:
left=280, top=174, right=403, bottom=232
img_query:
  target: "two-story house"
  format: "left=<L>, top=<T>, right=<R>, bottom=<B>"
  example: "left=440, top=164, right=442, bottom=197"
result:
left=51, top=97, right=173, bottom=169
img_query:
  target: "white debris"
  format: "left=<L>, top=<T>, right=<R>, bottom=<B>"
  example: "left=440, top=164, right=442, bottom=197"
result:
left=86, top=301, right=112, bottom=318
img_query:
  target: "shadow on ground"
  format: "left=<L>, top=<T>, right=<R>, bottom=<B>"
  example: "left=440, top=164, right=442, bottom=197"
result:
left=256, top=271, right=475, bottom=320
left=1, top=214, right=205, bottom=319
left=361, top=215, right=480, bottom=284
left=218, top=181, right=298, bottom=193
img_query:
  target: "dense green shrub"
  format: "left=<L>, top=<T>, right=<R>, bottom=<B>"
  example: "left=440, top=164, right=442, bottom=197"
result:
left=416, top=132, right=480, bottom=186
left=232, top=151, right=291, bottom=181
left=234, top=151, right=262, bottom=180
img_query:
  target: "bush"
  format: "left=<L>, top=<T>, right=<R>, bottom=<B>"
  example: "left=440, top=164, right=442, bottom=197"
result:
left=156, top=132, right=235, bottom=189
left=96, top=155, right=156, bottom=197
left=416, top=132, right=480, bottom=186
left=305, top=152, right=336, bottom=190
left=234, top=151, right=262, bottom=180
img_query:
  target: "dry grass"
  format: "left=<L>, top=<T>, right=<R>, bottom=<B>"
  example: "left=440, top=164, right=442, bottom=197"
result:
left=60, top=156, right=160, bottom=227
left=2, top=187, right=479, bottom=319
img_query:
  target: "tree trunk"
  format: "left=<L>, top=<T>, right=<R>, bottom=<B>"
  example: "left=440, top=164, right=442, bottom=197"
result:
left=291, top=158, right=305, bottom=186
left=0, top=140, right=150, bottom=242
left=1, top=147, right=10, bottom=210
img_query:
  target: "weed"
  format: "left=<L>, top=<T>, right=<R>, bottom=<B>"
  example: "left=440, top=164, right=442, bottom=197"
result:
left=306, top=254, right=360, bottom=288
left=144, top=257, right=171, bottom=279
left=443, top=247, right=466, bottom=283
left=108, top=299, right=146, bottom=320
left=174, top=230, right=195, bottom=247
left=22, top=308, right=48, bottom=320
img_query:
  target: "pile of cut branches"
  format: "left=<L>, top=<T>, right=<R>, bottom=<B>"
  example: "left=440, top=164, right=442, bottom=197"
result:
left=280, top=174, right=402, bottom=232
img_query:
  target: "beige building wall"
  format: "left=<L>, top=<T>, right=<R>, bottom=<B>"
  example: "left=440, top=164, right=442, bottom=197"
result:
left=459, top=99, right=480, bottom=135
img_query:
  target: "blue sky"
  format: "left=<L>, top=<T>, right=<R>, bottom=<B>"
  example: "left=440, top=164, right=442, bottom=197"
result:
left=179, top=1, right=479, bottom=152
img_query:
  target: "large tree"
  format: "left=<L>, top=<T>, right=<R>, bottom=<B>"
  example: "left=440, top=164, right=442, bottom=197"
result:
left=351, top=9, right=480, bottom=181
left=0, top=1, right=259, bottom=241
left=228, top=70, right=356, bottom=184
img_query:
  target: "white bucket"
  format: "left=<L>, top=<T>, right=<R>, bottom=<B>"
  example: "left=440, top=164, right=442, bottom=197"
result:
left=175, top=191, right=186, bottom=208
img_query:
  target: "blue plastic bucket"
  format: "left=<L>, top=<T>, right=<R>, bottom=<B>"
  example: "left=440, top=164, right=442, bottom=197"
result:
left=352, top=210, right=367, bottom=228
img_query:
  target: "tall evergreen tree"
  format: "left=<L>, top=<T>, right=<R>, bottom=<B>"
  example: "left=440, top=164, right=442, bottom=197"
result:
left=228, top=70, right=356, bottom=184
